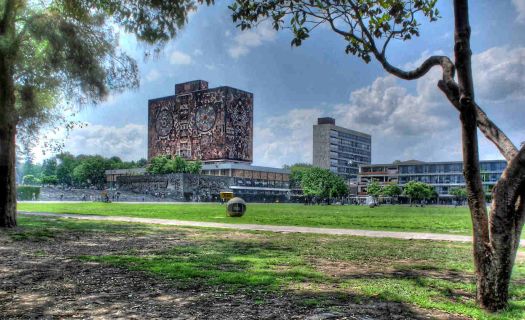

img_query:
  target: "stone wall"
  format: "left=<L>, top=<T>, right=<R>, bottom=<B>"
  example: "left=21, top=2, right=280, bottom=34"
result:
left=117, top=173, right=233, bottom=201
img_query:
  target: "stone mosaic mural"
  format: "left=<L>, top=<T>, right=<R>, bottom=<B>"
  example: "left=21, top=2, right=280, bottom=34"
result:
left=148, top=80, right=253, bottom=162
left=117, top=173, right=232, bottom=201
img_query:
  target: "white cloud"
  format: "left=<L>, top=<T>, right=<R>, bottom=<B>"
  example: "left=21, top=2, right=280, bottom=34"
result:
left=512, top=0, right=525, bottom=24
left=228, top=22, right=277, bottom=58
left=145, top=69, right=161, bottom=82
left=193, top=49, right=203, bottom=56
left=169, top=50, right=192, bottom=65
left=34, top=123, right=147, bottom=163
left=472, top=46, right=525, bottom=102
left=253, top=108, right=323, bottom=167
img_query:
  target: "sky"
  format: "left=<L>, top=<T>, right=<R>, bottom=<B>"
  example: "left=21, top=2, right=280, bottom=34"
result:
left=33, top=0, right=525, bottom=167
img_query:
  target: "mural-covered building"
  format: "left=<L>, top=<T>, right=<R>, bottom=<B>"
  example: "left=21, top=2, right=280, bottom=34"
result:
left=148, top=80, right=253, bottom=163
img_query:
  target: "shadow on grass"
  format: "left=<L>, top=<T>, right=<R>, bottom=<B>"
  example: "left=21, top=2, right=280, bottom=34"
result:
left=79, top=239, right=525, bottom=320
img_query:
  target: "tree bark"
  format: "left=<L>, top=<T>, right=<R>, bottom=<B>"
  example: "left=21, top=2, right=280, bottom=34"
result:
left=452, top=0, right=525, bottom=311
left=0, top=123, right=17, bottom=228
left=0, top=0, right=18, bottom=228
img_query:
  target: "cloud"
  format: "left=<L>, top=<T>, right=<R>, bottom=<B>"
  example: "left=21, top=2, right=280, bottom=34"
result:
left=34, top=123, right=147, bottom=163
left=145, top=69, right=161, bottom=82
left=472, top=46, right=525, bottom=102
left=169, top=50, right=192, bottom=65
left=251, top=45, right=525, bottom=166
left=253, top=108, right=323, bottom=167
left=228, top=22, right=277, bottom=58
left=512, top=0, right=525, bottom=24
left=193, top=49, right=203, bottom=56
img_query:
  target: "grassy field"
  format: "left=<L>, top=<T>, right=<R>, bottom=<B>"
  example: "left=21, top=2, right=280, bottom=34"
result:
left=7, top=215, right=525, bottom=320
left=19, top=202, right=491, bottom=236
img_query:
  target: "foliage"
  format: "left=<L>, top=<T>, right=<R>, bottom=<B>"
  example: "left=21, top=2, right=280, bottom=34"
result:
left=301, top=167, right=348, bottom=198
left=382, top=183, right=402, bottom=198
left=186, top=160, right=203, bottom=174
left=449, top=187, right=467, bottom=199
left=285, top=163, right=313, bottom=188
left=40, top=175, right=58, bottom=185
left=366, top=181, right=382, bottom=199
left=147, top=155, right=202, bottom=175
left=402, top=181, right=435, bottom=201
left=16, top=185, right=40, bottom=200
left=22, top=175, right=40, bottom=185
left=229, top=0, right=439, bottom=63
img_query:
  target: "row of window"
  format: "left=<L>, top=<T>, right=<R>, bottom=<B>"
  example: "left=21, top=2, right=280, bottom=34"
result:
left=329, top=137, right=371, bottom=151
left=234, top=178, right=290, bottom=188
left=330, top=144, right=371, bottom=156
left=398, top=162, right=506, bottom=174
left=330, top=151, right=371, bottom=163
left=399, top=173, right=501, bottom=184
left=330, top=130, right=371, bottom=144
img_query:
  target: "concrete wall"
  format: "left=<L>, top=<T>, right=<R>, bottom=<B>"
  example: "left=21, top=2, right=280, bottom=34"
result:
left=117, top=173, right=232, bottom=201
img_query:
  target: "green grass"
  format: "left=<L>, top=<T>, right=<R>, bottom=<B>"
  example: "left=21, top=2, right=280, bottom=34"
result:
left=18, top=202, right=486, bottom=235
left=10, top=215, right=525, bottom=319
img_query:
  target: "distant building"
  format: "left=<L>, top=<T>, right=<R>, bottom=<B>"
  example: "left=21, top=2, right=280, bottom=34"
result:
left=313, top=117, right=371, bottom=181
left=358, top=159, right=506, bottom=201
left=148, top=80, right=253, bottom=163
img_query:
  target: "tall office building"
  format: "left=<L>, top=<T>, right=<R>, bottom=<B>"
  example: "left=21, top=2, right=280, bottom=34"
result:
left=313, top=117, right=371, bottom=181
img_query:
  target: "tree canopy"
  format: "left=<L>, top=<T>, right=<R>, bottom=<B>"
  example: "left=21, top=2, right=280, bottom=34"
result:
left=300, top=167, right=348, bottom=198
left=147, top=155, right=202, bottom=175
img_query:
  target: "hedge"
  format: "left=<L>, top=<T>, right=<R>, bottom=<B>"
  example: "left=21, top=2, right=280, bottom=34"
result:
left=17, top=185, right=41, bottom=200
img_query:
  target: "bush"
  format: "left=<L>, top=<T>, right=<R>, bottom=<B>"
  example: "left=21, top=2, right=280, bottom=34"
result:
left=17, top=185, right=41, bottom=200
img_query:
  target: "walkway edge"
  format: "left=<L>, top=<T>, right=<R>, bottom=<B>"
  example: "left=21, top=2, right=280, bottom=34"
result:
left=19, top=211, right=525, bottom=247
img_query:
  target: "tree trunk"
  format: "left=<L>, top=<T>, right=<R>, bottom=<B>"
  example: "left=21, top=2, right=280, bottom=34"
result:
left=0, top=123, right=17, bottom=228
left=0, top=0, right=18, bottom=228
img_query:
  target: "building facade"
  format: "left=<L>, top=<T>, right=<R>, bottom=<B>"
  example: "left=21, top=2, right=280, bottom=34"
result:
left=358, top=160, right=507, bottom=200
left=148, top=80, right=253, bottom=163
left=313, top=117, right=371, bottom=181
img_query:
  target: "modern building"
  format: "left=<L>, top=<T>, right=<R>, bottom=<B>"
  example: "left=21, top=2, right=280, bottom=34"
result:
left=111, top=164, right=291, bottom=202
left=106, top=80, right=292, bottom=202
left=313, top=117, right=371, bottom=181
left=148, top=80, right=253, bottom=163
left=358, top=159, right=507, bottom=201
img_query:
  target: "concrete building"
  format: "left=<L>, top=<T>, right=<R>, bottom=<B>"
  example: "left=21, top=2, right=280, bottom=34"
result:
left=358, top=159, right=507, bottom=201
left=148, top=80, right=253, bottom=163
left=313, top=117, right=371, bottom=181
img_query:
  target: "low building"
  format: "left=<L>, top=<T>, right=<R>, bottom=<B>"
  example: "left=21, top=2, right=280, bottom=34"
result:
left=105, top=162, right=291, bottom=202
left=358, top=159, right=506, bottom=202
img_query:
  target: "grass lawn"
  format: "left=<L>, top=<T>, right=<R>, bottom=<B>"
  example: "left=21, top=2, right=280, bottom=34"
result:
left=7, top=215, right=525, bottom=320
left=18, top=202, right=514, bottom=237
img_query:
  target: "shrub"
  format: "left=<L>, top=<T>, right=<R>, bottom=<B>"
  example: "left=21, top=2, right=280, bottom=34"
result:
left=17, top=185, right=41, bottom=200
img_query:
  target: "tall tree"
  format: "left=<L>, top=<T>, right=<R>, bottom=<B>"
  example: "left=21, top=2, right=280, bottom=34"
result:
left=229, top=0, right=525, bottom=311
left=0, top=0, right=205, bottom=228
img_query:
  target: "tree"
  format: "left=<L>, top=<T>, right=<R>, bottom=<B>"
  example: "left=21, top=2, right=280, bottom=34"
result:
left=301, top=167, right=348, bottom=199
left=382, top=183, right=402, bottom=202
left=229, top=0, right=525, bottom=310
left=72, top=156, right=108, bottom=188
left=402, top=181, right=434, bottom=204
left=286, top=163, right=313, bottom=188
left=187, top=160, right=203, bottom=174
left=366, top=180, right=382, bottom=205
left=22, top=174, right=39, bottom=185
left=55, top=152, right=78, bottom=186
left=1, top=0, right=207, bottom=228
left=449, top=187, right=467, bottom=204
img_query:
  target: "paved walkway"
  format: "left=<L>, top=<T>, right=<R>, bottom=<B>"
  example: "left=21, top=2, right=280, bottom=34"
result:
left=19, top=211, right=525, bottom=247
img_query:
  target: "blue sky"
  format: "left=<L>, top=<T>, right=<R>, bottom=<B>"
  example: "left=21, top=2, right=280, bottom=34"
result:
left=34, top=0, right=525, bottom=167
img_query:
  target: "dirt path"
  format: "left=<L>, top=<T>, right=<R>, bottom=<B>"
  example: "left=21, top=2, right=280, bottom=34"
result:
left=19, top=211, right=525, bottom=247
left=0, top=222, right=467, bottom=319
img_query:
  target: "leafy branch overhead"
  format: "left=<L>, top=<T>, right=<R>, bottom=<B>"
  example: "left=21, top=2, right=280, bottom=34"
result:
left=230, top=0, right=439, bottom=63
